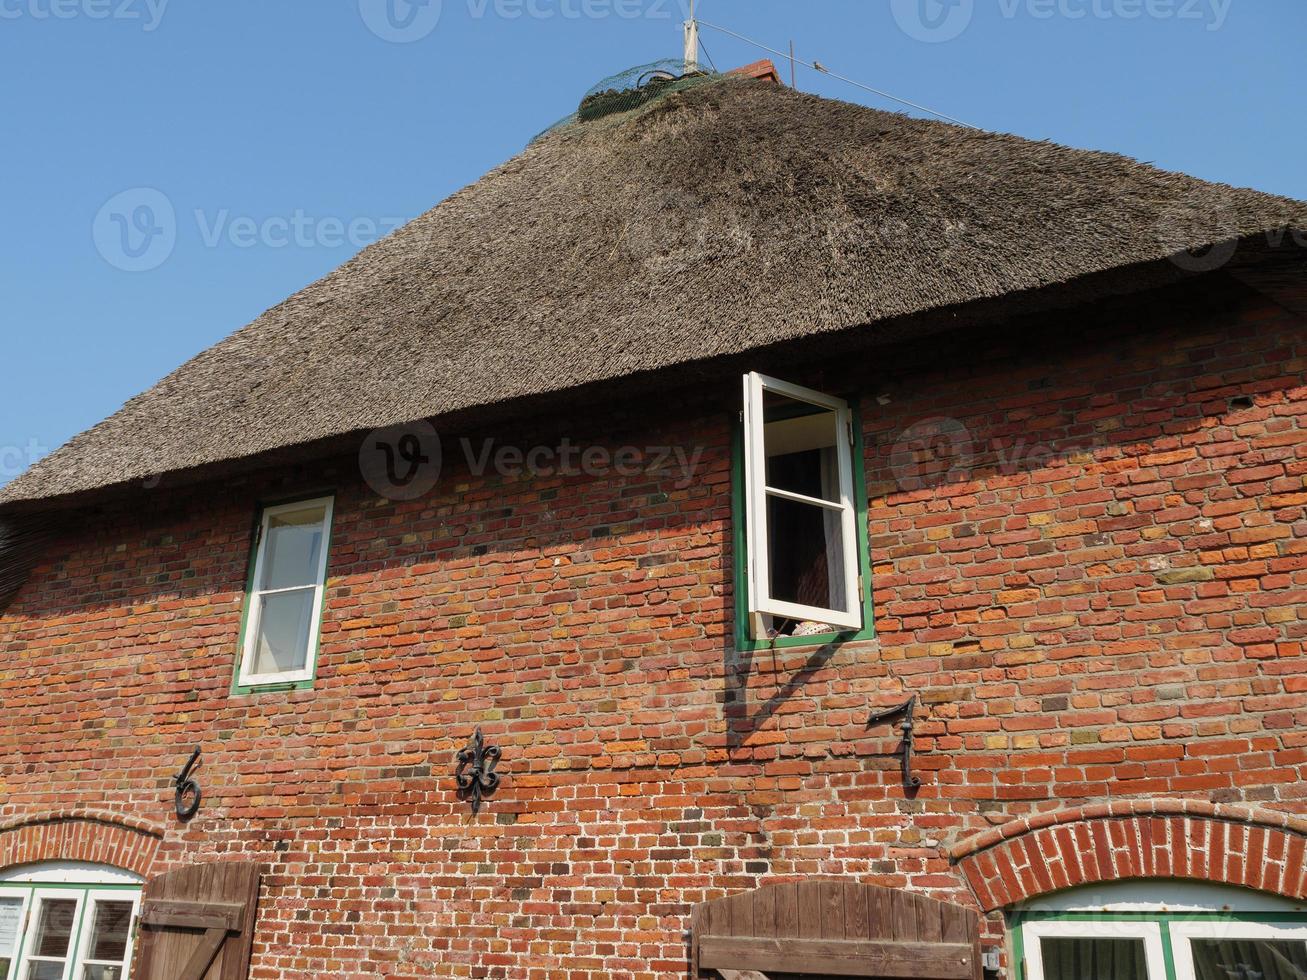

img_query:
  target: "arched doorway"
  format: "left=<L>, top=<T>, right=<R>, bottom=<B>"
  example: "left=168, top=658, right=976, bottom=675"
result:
left=0, top=861, right=143, bottom=980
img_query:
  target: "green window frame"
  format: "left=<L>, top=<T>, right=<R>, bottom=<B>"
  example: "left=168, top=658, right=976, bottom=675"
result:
left=731, top=380, right=875, bottom=652
left=0, top=878, right=142, bottom=980
left=1011, top=909, right=1307, bottom=980
left=231, top=491, right=336, bottom=696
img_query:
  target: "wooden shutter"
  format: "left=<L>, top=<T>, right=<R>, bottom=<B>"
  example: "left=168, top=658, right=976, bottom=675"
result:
left=691, top=880, right=981, bottom=979
left=132, top=862, right=260, bottom=980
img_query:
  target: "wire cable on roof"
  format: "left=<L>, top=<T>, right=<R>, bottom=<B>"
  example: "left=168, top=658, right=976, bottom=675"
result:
left=695, top=19, right=976, bottom=129
left=697, top=34, right=719, bottom=73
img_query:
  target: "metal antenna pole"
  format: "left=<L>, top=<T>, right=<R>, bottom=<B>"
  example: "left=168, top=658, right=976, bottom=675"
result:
left=684, top=0, right=699, bottom=72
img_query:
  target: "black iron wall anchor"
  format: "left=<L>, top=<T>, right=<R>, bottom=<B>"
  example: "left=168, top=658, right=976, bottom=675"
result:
left=171, top=746, right=202, bottom=821
left=866, top=695, right=922, bottom=789
left=455, top=728, right=501, bottom=816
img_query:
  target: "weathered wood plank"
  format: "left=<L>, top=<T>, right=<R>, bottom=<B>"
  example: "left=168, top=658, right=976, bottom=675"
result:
left=774, top=883, right=799, bottom=939
left=889, top=889, right=918, bottom=943
left=698, top=936, right=975, bottom=978
left=752, top=882, right=777, bottom=939
left=843, top=880, right=870, bottom=940
left=820, top=880, right=845, bottom=939
left=729, top=892, right=753, bottom=937
left=139, top=900, right=245, bottom=932
left=867, top=883, right=893, bottom=940
left=797, top=881, right=822, bottom=939
left=915, top=896, right=943, bottom=944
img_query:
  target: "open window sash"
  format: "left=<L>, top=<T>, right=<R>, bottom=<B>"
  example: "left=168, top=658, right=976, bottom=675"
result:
left=743, top=371, right=862, bottom=634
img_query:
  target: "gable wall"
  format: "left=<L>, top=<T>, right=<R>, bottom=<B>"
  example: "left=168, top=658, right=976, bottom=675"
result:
left=0, top=281, right=1303, bottom=977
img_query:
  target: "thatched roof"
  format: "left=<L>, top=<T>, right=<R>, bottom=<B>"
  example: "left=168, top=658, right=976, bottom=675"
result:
left=3, top=74, right=1305, bottom=510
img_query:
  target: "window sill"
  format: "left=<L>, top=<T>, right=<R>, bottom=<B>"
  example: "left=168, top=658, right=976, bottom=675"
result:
left=230, top=678, right=315, bottom=697
left=737, top=630, right=879, bottom=655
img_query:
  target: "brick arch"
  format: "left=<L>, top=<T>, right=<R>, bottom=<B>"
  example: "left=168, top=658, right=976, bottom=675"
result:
left=950, top=800, right=1307, bottom=912
left=0, top=810, right=166, bottom=879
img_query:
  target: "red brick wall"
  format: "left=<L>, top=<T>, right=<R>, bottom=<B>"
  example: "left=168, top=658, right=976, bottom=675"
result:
left=0, top=281, right=1303, bottom=978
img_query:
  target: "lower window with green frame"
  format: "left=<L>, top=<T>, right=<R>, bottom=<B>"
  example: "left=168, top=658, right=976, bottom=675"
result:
left=1012, top=885, right=1307, bottom=980
left=0, top=865, right=142, bottom=980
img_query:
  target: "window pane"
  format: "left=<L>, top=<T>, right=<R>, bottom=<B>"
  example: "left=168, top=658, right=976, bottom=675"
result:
left=766, top=495, right=849, bottom=615
left=31, top=899, right=77, bottom=958
left=25, top=964, right=65, bottom=980
left=1040, top=937, right=1150, bottom=980
left=86, top=901, right=133, bottom=964
left=763, top=393, right=841, bottom=504
left=0, top=898, right=21, bottom=960
left=252, top=587, right=316, bottom=675
left=81, top=967, right=126, bottom=980
left=1191, top=939, right=1307, bottom=980
left=259, top=505, right=326, bottom=591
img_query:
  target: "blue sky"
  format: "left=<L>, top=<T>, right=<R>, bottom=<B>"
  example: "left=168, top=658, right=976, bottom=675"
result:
left=2, top=0, right=1303, bottom=486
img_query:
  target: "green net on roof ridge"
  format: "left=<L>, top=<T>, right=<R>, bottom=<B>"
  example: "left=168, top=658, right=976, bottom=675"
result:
left=530, top=58, right=722, bottom=144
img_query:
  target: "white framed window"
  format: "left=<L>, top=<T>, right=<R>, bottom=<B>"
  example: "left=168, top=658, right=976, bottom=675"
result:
left=16, top=890, right=86, bottom=980
left=1171, top=918, right=1307, bottom=980
left=0, top=889, right=32, bottom=980
left=69, top=891, right=139, bottom=980
left=1021, top=918, right=1168, bottom=980
left=742, top=371, right=862, bottom=636
left=0, top=865, right=143, bottom=980
left=237, top=495, right=334, bottom=688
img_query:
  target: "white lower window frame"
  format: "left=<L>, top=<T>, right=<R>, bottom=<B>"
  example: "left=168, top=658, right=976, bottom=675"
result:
left=1020, top=918, right=1168, bottom=980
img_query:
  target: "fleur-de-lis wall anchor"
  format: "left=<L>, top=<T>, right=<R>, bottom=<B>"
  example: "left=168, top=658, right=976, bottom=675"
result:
left=172, top=746, right=202, bottom=821
left=866, top=695, right=922, bottom=790
left=455, top=728, right=501, bottom=815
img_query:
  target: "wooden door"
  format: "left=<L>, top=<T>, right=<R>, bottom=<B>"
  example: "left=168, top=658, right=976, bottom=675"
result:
left=691, top=880, right=981, bottom=979
left=131, top=862, right=260, bottom=980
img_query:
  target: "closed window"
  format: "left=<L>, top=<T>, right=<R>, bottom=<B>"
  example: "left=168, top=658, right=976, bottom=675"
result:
left=741, top=372, right=864, bottom=639
left=0, top=866, right=141, bottom=980
left=1014, top=883, right=1307, bottom=980
left=237, top=496, right=334, bottom=689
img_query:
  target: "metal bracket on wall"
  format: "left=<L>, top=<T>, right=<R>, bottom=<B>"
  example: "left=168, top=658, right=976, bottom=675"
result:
left=172, top=746, right=202, bottom=821
left=866, top=695, right=921, bottom=789
left=455, top=727, right=502, bottom=816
